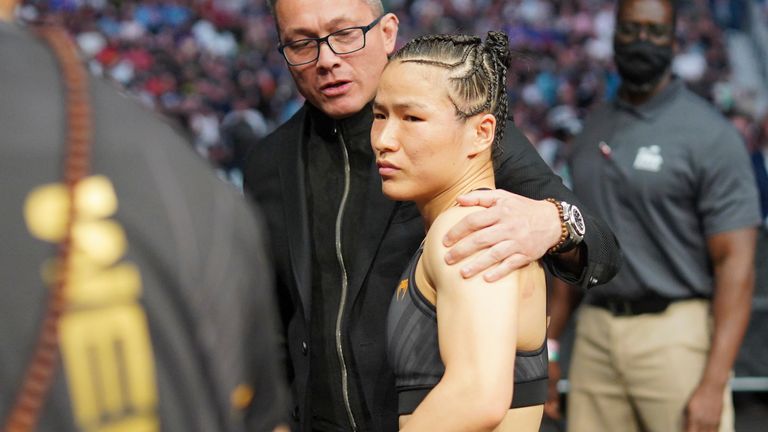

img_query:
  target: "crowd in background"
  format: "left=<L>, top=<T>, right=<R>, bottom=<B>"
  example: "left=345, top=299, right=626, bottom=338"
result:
left=17, top=0, right=767, bottom=186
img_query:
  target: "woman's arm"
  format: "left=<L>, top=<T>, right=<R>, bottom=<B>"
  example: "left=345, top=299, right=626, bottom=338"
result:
left=401, top=207, right=525, bottom=432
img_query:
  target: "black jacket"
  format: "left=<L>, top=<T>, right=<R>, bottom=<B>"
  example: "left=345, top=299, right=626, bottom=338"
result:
left=244, top=103, right=621, bottom=431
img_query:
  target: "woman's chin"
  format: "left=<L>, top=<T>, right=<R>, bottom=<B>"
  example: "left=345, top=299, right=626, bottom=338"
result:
left=382, top=186, right=415, bottom=203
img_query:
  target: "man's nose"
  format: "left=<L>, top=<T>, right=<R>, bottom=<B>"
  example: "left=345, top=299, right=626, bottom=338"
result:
left=316, top=41, right=341, bottom=70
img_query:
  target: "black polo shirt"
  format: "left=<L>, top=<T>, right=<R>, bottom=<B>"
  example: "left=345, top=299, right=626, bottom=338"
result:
left=569, top=79, right=760, bottom=301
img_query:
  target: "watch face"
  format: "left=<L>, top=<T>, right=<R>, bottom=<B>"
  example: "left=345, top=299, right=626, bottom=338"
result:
left=570, top=206, right=586, bottom=236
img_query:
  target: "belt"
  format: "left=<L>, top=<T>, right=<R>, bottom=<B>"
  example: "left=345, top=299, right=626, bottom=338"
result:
left=590, top=294, right=691, bottom=316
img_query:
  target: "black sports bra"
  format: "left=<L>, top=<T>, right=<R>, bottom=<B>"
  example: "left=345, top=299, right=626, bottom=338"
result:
left=386, top=247, right=548, bottom=415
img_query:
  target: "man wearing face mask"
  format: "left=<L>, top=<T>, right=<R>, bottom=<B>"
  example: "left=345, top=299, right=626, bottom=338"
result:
left=544, top=0, right=761, bottom=431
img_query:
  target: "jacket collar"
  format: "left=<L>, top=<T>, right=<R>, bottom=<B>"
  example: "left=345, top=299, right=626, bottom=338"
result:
left=308, top=102, right=374, bottom=145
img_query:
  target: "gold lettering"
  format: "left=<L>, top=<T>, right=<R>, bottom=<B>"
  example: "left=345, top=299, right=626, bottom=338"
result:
left=60, top=305, right=157, bottom=426
left=24, top=175, right=159, bottom=432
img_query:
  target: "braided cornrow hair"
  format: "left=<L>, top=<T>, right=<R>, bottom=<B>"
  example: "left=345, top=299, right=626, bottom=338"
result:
left=392, top=31, right=511, bottom=160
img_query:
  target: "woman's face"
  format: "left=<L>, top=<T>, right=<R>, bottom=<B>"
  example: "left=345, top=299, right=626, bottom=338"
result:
left=371, top=61, right=479, bottom=203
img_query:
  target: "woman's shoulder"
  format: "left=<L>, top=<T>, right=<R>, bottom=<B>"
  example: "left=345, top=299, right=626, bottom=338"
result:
left=423, top=205, right=544, bottom=285
left=424, top=206, right=484, bottom=249
left=430, top=205, right=485, bottom=233
left=421, top=206, right=487, bottom=277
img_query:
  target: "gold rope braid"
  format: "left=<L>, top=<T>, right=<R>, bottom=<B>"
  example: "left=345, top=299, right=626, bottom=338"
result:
left=3, top=25, right=92, bottom=432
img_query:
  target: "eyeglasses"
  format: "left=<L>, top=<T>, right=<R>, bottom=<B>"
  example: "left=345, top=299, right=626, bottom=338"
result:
left=278, top=15, right=384, bottom=66
left=615, top=21, right=673, bottom=41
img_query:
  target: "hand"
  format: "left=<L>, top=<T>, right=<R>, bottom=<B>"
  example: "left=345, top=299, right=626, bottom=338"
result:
left=442, top=189, right=562, bottom=282
left=684, top=382, right=724, bottom=432
left=544, top=360, right=562, bottom=421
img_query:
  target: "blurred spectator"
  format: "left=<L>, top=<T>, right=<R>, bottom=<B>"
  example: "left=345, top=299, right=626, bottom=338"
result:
left=219, top=98, right=269, bottom=183
left=15, top=0, right=753, bottom=186
left=536, top=104, right=582, bottom=188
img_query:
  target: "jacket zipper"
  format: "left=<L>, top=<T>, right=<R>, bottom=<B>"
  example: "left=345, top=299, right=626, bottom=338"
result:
left=334, top=126, right=357, bottom=431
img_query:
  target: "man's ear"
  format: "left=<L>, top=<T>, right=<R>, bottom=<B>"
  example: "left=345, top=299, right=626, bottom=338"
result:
left=380, top=13, right=399, bottom=56
left=466, top=113, right=496, bottom=157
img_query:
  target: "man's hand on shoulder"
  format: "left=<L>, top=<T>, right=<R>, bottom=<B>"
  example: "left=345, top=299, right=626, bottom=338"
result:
left=442, top=189, right=562, bottom=282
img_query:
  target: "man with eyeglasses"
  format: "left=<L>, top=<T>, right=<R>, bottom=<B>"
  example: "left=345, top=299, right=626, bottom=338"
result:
left=545, top=0, right=760, bottom=431
left=243, top=1, right=622, bottom=431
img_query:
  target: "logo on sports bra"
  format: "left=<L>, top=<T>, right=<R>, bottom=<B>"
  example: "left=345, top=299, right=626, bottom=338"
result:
left=397, top=279, right=408, bottom=301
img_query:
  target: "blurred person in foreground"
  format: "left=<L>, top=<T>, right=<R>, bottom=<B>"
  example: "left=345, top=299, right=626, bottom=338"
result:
left=243, top=0, right=622, bottom=430
left=0, top=4, right=288, bottom=432
left=374, top=32, right=547, bottom=431
left=545, top=0, right=761, bottom=431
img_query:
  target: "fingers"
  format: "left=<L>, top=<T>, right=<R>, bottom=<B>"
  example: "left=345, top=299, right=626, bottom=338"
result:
left=451, top=239, right=514, bottom=278
left=482, top=253, right=533, bottom=282
left=685, top=409, right=720, bottom=432
left=543, top=399, right=561, bottom=420
left=545, top=362, right=562, bottom=420
left=686, top=420, right=716, bottom=432
left=690, top=419, right=719, bottom=432
left=443, top=207, right=500, bottom=250
left=684, top=412, right=698, bottom=432
left=450, top=241, right=532, bottom=281
left=454, top=189, right=505, bottom=208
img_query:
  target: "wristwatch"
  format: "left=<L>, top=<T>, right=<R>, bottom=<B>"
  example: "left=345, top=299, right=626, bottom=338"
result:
left=546, top=199, right=586, bottom=254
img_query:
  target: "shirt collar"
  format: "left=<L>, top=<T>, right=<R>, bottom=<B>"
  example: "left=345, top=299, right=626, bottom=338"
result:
left=615, top=78, right=684, bottom=120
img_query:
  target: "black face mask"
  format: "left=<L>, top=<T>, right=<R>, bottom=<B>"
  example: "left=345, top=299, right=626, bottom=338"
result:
left=614, top=40, right=673, bottom=92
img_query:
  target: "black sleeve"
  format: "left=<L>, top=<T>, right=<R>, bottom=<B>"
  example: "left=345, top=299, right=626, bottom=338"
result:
left=493, top=122, right=622, bottom=288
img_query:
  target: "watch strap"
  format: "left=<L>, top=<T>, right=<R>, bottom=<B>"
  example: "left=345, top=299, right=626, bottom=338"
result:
left=546, top=198, right=570, bottom=254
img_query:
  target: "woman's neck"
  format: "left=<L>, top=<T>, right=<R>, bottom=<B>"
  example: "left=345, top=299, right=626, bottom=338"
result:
left=417, top=163, right=495, bottom=230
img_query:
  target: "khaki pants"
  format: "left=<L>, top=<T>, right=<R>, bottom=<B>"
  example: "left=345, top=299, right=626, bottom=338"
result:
left=567, top=299, right=734, bottom=432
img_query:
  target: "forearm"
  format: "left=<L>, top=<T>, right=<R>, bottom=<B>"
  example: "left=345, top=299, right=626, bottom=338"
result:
left=547, top=277, right=580, bottom=341
left=401, top=376, right=510, bottom=432
left=700, top=258, right=754, bottom=389
left=699, top=226, right=758, bottom=390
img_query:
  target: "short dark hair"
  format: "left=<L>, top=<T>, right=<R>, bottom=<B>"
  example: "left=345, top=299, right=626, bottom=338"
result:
left=390, top=32, right=512, bottom=159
